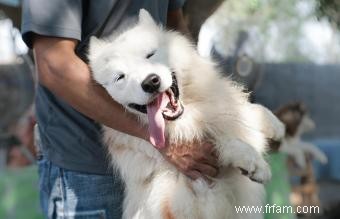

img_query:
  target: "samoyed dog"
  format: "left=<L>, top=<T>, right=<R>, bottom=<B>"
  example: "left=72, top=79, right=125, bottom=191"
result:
left=89, top=9, right=284, bottom=219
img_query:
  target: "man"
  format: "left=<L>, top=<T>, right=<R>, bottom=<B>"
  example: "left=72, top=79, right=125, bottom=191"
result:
left=21, top=1, right=218, bottom=218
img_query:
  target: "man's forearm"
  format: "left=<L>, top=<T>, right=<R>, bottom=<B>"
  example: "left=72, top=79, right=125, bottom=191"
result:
left=33, top=36, right=149, bottom=141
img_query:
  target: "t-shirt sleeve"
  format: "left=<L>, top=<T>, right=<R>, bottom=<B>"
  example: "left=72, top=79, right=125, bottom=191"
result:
left=168, top=0, right=186, bottom=11
left=21, top=0, right=83, bottom=48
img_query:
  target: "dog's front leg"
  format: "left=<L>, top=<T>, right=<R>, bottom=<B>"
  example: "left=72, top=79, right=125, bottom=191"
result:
left=217, top=139, right=271, bottom=183
left=249, top=104, right=285, bottom=141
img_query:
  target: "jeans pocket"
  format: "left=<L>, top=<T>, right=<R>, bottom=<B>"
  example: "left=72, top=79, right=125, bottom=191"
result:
left=56, top=209, right=106, bottom=219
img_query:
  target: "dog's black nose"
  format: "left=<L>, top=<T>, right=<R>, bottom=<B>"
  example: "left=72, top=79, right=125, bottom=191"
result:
left=141, top=74, right=161, bottom=93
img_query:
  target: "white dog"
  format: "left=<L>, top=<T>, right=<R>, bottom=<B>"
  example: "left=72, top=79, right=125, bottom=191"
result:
left=89, top=9, right=284, bottom=219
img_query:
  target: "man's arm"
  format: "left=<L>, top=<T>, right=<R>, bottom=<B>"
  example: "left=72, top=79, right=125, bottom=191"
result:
left=33, top=35, right=218, bottom=179
left=33, top=35, right=149, bottom=140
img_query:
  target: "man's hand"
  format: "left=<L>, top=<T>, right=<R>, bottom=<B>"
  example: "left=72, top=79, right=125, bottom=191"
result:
left=159, top=140, right=219, bottom=180
left=164, top=9, right=220, bottom=180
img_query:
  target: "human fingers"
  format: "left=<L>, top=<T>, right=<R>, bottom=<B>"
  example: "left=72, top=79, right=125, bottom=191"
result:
left=192, top=162, right=218, bottom=178
left=185, top=170, right=201, bottom=180
left=171, top=156, right=201, bottom=180
left=193, top=142, right=219, bottom=168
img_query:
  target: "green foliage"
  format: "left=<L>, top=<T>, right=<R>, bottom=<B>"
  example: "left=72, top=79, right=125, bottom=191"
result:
left=0, top=166, right=43, bottom=219
left=207, top=0, right=340, bottom=63
left=213, top=0, right=315, bottom=62
left=315, top=0, right=340, bottom=29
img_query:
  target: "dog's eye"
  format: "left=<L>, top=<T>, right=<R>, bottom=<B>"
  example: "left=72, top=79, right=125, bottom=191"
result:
left=115, top=74, right=125, bottom=82
left=146, top=50, right=156, bottom=59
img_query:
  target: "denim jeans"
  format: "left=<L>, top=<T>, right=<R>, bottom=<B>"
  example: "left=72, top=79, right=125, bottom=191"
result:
left=38, top=158, right=124, bottom=219
left=35, top=128, right=124, bottom=219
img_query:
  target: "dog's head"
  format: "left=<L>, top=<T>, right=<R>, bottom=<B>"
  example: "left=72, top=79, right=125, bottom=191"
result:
left=89, top=9, right=184, bottom=148
left=275, top=102, right=315, bottom=137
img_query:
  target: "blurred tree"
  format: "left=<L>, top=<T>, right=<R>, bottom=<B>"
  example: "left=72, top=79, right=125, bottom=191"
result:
left=315, top=0, right=340, bottom=29
left=200, top=0, right=340, bottom=63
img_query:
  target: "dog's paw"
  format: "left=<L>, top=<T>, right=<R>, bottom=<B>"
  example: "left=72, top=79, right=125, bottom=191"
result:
left=249, top=104, right=285, bottom=141
left=220, top=139, right=272, bottom=183
left=271, top=118, right=285, bottom=141
left=234, top=157, right=271, bottom=184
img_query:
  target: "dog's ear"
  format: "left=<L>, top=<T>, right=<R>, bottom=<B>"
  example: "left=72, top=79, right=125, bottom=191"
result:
left=139, top=9, right=156, bottom=27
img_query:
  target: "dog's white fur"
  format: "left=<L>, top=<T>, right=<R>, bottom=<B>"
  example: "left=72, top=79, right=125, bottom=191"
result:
left=89, top=9, right=284, bottom=219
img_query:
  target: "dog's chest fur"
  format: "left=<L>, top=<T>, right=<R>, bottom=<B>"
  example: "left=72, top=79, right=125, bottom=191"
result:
left=101, top=65, right=267, bottom=219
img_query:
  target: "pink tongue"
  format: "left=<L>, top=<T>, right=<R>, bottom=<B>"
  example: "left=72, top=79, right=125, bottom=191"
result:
left=147, top=93, right=170, bottom=149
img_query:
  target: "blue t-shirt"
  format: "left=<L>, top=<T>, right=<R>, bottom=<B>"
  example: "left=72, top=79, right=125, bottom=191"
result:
left=21, top=0, right=185, bottom=174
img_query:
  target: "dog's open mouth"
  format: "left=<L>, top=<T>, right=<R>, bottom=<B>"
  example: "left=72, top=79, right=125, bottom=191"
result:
left=128, top=73, right=184, bottom=120
left=128, top=73, right=184, bottom=148
left=128, top=89, right=183, bottom=119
